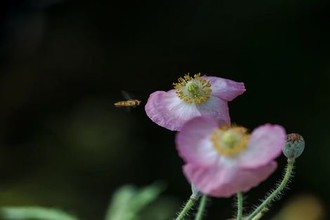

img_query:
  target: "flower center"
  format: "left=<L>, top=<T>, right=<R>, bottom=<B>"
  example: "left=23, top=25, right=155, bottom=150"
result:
left=173, top=73, right=212, bottom=104
left=210, top=126, right=250, bottom=157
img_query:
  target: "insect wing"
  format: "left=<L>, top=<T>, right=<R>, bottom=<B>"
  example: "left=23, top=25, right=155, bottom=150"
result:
left=121, top=90, right=133, bottom=100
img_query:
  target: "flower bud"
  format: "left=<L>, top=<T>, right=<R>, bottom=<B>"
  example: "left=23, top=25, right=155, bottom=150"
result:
left=283, top=133, right=305, bottom=159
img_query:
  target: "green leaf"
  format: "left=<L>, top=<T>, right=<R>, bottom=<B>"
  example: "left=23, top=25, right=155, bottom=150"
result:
left=104, top=182, right=165, bottom=220
left=0, top=206, right=78, bottom=220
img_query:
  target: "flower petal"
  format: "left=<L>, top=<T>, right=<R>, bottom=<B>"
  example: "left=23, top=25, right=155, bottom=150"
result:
left=145, top=90, right=200, bottom=131
left=176, top=116, right=226, bottom=166
left=145, top=90, right=230, bottom=131
left=239, top=124, right=286, bottom=169
left=203, top=76, right=246, bottom=101
left=197, top=96, right=231, bottom=125
left=183, top=161, right=277, bottom=197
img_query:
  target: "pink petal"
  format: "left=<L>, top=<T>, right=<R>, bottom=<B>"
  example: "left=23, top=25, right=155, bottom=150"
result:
left=238, top=124, right=286, bottom=169
left=145, top=90, right=230, bottom=131
left=203, top=76, right=246, bottom=101
left=145, top=90, right=200, bottom=131
left=176, top=116, right=226, bottom=166
left=197, top=96, right=231, bottom=125
left=183, top=161, right=277, bottom=197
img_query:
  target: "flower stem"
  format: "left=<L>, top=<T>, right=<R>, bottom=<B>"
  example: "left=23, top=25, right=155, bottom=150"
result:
left=176, top=196, right=198, bottom=220
left=236, top=192, right=243, bottom=220
left=246, top=158, right=295, bottom=220
left=195, top=195, right=208, bottom=220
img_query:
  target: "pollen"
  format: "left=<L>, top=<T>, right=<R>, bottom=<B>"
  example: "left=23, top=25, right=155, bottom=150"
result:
left=173, top=73, right=212, bottom=104
left=211, top=126, right=250, bottom=157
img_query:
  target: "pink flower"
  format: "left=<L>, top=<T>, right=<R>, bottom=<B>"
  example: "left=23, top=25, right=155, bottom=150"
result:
left=145, top=74, right=245, bottom=131
left=176, top=116, right=286, bottom=197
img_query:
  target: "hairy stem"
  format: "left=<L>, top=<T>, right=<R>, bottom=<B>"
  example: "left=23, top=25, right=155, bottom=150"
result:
left=176, top=196, right=198, bottom=220
left=236, top=192, right=243, bottom=220
left=246, top=158, right=295, bottom=220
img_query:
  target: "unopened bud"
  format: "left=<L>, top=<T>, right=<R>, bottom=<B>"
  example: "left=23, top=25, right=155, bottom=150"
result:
left=283, top=133, right=305, bottom=159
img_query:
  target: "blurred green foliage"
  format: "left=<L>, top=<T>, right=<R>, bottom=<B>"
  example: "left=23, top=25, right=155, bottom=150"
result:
left=0, top=182, right=173, bottom=220
left=105, top=182, right=167, bottom=220
left=0, top=207, right=77, bottom=220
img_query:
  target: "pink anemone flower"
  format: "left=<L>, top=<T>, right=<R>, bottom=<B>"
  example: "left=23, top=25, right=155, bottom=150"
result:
left=176, top=116, right=286, bottom=197
left=145, top=74, right=245, bottom=131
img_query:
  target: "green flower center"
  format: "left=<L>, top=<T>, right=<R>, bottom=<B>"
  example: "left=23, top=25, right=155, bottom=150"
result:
left=211, top=126, right=250, bottom=157
left=173, top=73, right=212, bottom=104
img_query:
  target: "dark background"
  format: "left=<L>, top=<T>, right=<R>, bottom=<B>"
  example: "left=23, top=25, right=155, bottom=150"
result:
left=0, top=0, right=329, bottom=219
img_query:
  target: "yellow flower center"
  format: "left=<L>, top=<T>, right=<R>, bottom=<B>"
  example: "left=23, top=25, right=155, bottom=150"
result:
left=173, top=73, right=212, bottom=104
left=211, top=126, right=250, bottom=157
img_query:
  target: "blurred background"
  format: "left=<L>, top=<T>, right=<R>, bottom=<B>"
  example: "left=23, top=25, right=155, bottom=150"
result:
left=0, top=0, right=329, bottom=219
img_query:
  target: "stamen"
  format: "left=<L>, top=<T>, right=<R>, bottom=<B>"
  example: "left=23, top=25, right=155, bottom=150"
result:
left=211, top=126, right=250, bottom=157
left=173, top=73, right=212, bottom=104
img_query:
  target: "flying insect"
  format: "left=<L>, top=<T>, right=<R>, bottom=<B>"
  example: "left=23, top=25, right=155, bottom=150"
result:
left=114, top=91, right=142, bottom=109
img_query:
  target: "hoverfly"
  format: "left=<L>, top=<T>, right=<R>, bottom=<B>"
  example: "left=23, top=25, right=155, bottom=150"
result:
left=114, top=91, right=142, bottom=109
left=114, top=99, right=141, bottom=108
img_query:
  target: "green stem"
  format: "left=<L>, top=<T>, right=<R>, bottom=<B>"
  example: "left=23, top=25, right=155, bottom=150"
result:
left=195, top=195, right=208, bottom=220
left=246, top=159, right=295, bottom=220
left=176, top=196, right=198, bottom=220
left=250, top=208, right=269, bottom=220
left=236, top=192, right=243, bottom=220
